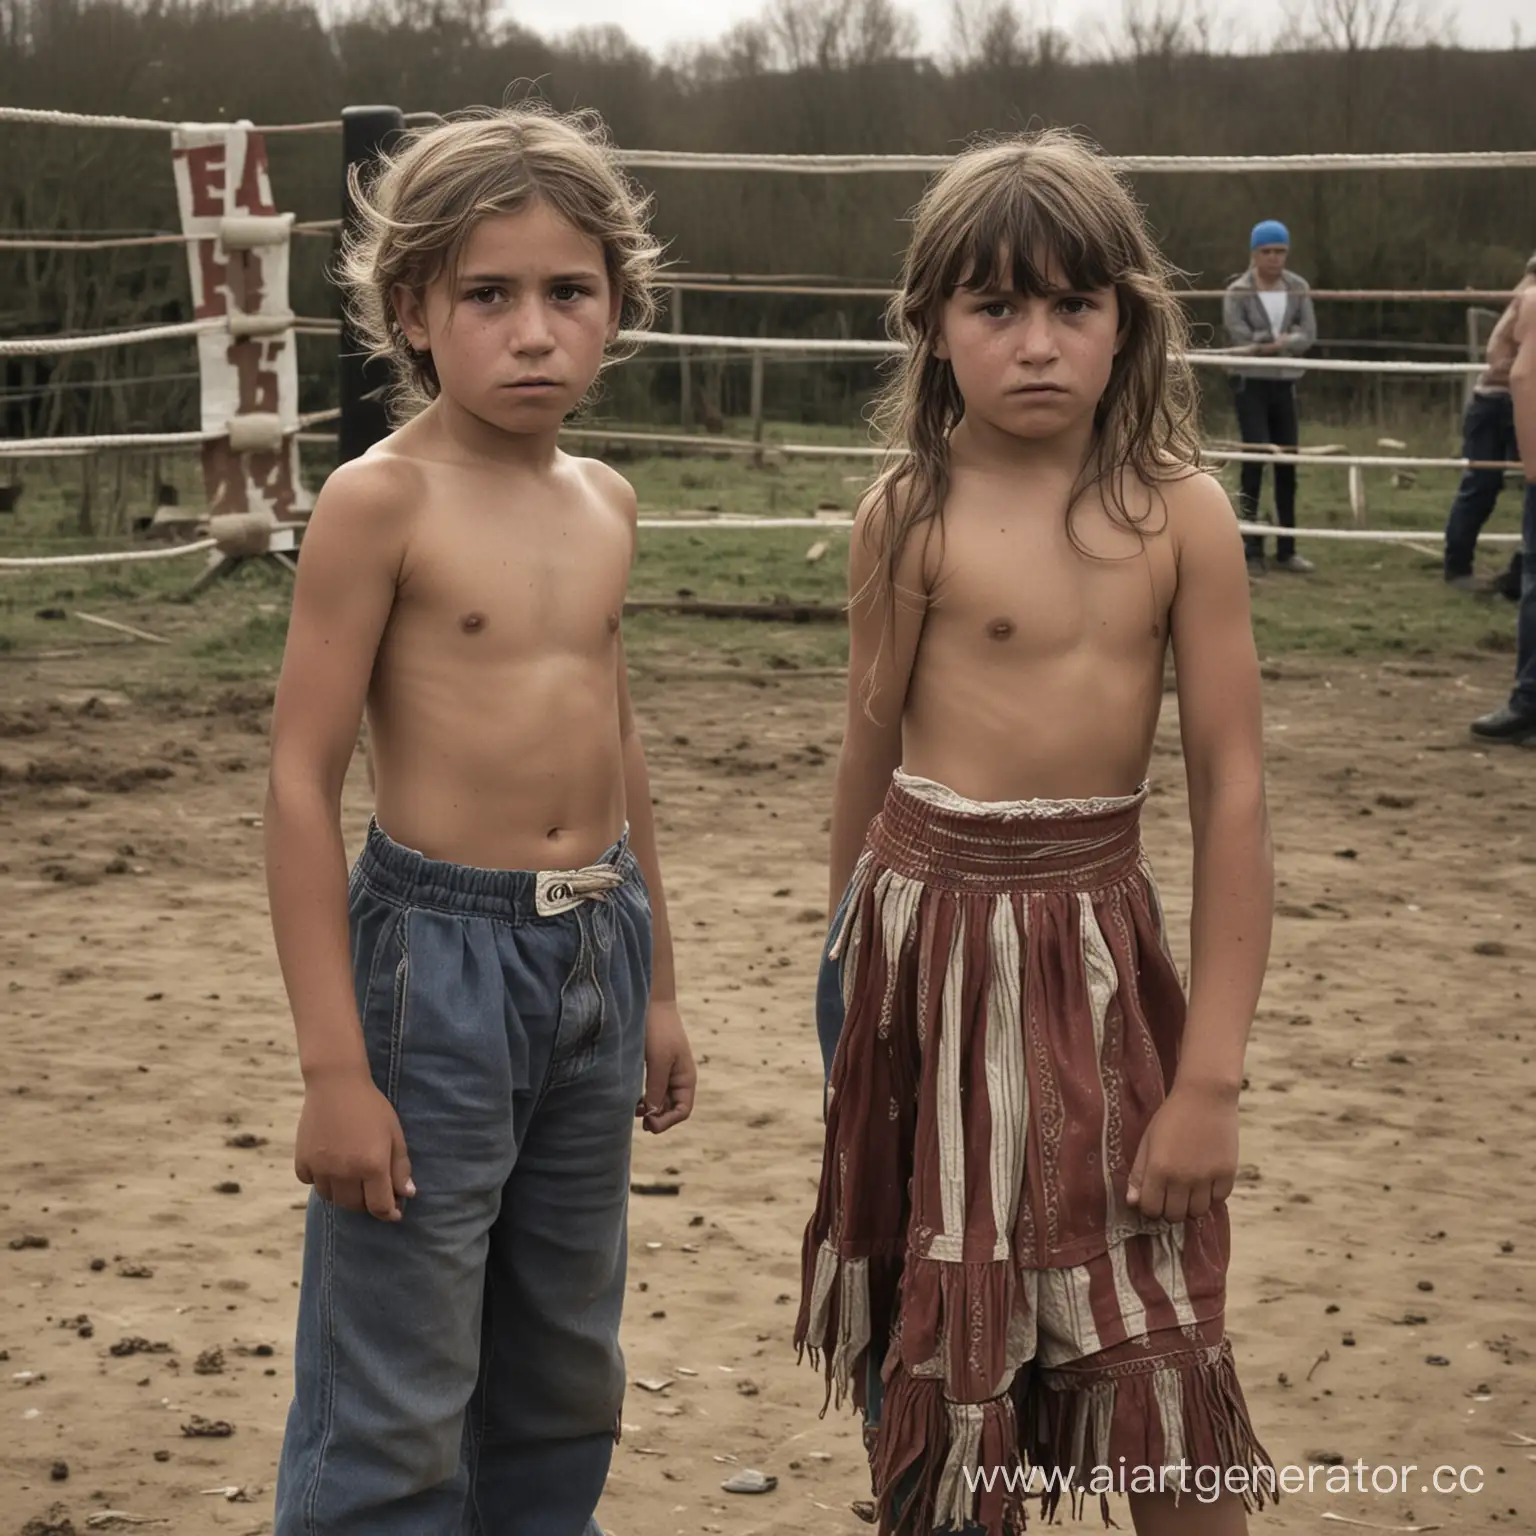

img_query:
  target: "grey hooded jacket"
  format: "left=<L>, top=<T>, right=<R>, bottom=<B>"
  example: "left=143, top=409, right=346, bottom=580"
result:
left=1222, top=268, right=1317, bottom=383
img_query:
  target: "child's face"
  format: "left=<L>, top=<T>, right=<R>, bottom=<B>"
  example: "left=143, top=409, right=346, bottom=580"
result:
left=935, top=254, right=1122, bottom=442
left=396, top=200, right=619, bottom=432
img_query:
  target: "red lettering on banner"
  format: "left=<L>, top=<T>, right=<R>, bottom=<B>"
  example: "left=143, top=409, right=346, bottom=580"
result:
left=178, top=145, right=226, bottom=218
left=223, top=250, right=269, bottom=316
left=229, top=341, right=282, bottom=416
left=193, top=243, right=230, bottom=319
left=234, top=138, right=277, bottom=216
left=201, top=442, right=247, bottom=518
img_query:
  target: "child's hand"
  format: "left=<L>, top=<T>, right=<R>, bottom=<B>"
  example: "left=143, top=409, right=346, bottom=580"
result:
left=638, top=1001, right=696, bottom=1134
left=1125, top=1081, right=1238, bottom=1223
left=295, top=1067, right=415, bottom=1221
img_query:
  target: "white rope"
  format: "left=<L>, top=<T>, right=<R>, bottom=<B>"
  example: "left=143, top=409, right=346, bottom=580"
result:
left=1192, top=352, right=1482, bottom=377
left=0, top=319, right=223, bottom=357
left=0, top=317, right=343, bottom=358
left=572, top=425, right=1528, bottom=471
left=0, top=409, right=340, bottom=457
left=7, top=418, right=1511, bottom=474
left=1239, top=522, right=1523, bottom=544
left=0, top=105, right=189, bottom=132
left=561, top=426, right=883, bottom=458
left=0, top=222, right=338, bottom=251
left=618, top=148, right=1536, bottom=175
left=0, top=428, right=214, bottom=456
left=0, top=538, right=217, bottom=568
left=638, top=516, right=856, bottom=529
left=636, top=514, right=1523, bottom=545
left=587, top=429, right=1517, bottom=472
left=0, top=106, right=335, bottom=135
left=622, top=328, right=1488, bottom=376
left=4, top=107, right=1531, bottom=176
left=634, top=514, right=1522, bottom=545
left=0, top=517, right=1515, bottom=571
left=666, top=277, right=1518, bottom=305
left=623, top=328, right=893, bottom=355
left=0, top=232, right=198, bottom=251
left=1206, top=449, right=1522, bottom=470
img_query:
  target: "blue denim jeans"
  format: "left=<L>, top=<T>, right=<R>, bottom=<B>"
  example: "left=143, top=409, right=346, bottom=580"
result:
left=1514, top=483, right=1536, bottom=713
left=815, top=885, right=851, bottom=1085
left=274, top=821, right=651, bottom=1535
left=1444, top=392, right=1519, bottom=579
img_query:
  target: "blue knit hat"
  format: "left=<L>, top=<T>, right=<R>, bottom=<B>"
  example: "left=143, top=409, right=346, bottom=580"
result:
left=1251, top=219, right=1290, bottom=250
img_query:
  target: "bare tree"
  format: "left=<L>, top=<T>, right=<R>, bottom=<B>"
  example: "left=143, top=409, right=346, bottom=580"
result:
left=1278, top=0, right=1451, bottom=51
left=558, top=25, right=649, bottom=66
left=947, top=0, right=1072, bottom=69
left=1100, top=0, right=1231, bottom=59
left=758, top=0, right=920, bottom=70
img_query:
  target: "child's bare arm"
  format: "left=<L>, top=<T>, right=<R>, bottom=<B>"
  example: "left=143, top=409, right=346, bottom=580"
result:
left=617, top=639, right=695, bottom=1134
left=605, top=469, right=694, bottom=1134
left=828, top=490, right=929, bottom=915
left=1128, top=473, right=1272, bottom=1224
left=266, top=460, right=414, bottom=1219
left=1169, top=474, right=1273, bottom=1089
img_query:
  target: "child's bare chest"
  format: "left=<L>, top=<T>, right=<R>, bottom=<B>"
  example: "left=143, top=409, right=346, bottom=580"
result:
left=394, top=502, right=630, bottom=660
left=932, top=507, right=1174, bottom=657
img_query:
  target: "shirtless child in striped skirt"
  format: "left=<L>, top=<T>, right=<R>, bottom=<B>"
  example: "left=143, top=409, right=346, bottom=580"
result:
left=800, top=130, right=1276, bottom=1536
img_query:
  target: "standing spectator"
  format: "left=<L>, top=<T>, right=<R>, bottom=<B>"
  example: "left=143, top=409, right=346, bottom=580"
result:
left=1470, top=282, right=1536, bottom=744
left=1443, top=255, right=1536, bottom=592
left=1224, top=220, right=1318, bottom=577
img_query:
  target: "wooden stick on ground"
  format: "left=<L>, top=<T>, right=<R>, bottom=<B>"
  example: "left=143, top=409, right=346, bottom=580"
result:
left=73, top=611, right=170, bottom=645
left=1320, top=1515, right=1442, bottom=1533
left=623, top=597, right=845, bottom=622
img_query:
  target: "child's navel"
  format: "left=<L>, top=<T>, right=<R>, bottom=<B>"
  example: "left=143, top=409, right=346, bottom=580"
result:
left=607, top=611, right=621, bottom=633
left=987, top=618, right=1016, bottom=641
left=461, top=612, right=488, bottom=635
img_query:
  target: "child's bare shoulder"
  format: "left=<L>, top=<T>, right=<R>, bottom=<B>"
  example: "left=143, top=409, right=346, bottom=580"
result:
left=853, top=468, right=931, bottom=571
left=563, top=452, right=639, bottom=525
left=306, top=440, right=427, bottom=546
left=1155, top=467, right=1242, bottom=555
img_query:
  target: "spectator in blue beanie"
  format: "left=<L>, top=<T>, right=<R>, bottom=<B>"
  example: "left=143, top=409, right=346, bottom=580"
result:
left=1223, top=220, right=1318, bottom=577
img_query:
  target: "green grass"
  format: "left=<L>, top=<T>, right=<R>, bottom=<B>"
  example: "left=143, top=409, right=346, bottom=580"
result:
left=0, top=413, right=1523, bottom=698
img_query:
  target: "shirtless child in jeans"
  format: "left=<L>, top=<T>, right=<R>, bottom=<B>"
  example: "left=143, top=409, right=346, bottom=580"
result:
left=265, top=106, right=695, bottom=1535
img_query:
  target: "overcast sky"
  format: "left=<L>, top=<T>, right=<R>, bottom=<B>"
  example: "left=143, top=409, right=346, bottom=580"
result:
left=502, top=0, right=1527, bottom=58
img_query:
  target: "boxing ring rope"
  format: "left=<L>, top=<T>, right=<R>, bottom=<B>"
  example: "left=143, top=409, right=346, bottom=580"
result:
left=614, top=148, right=1536, bottom=175
left=661, top=278, right=1520, bottom=304
left=1, top=104, right=1529, bottom=570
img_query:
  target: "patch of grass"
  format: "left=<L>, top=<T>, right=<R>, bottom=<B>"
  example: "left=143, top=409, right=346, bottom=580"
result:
left=190, top=610, right=290, bottom=679
left=631, top=526, right=850, bottom=605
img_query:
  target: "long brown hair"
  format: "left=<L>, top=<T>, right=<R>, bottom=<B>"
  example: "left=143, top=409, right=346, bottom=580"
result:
left=338, top=103, right=662, bottom=422
left=863, top=128, right=1201, bottom=640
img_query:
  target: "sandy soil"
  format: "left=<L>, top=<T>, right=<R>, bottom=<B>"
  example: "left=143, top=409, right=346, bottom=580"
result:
left=2, top=655, right=1534, bottom=1536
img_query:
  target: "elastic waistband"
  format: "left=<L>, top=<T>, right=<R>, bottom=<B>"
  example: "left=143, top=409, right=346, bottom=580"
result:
left=354, top=818, right=637, bottom=921
left=871, top=774, right=1148, bottom=893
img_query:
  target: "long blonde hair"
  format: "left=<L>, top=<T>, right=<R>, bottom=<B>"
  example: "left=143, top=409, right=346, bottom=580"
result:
left=864, top=128, right=1200, bottom=627
left=338, top=103, right=662, bottom=422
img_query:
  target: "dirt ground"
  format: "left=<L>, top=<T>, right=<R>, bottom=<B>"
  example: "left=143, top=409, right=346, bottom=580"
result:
left=2, top=655, right=1534, bottom=1536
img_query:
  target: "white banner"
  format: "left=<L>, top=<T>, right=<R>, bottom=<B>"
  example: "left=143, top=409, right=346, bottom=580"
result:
left=170, top=123, right=312, bottom=522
